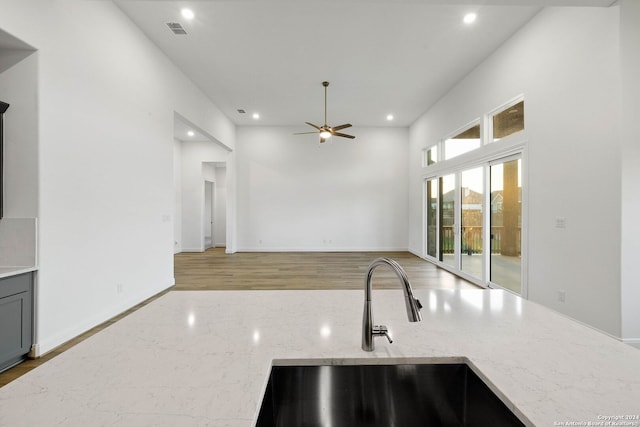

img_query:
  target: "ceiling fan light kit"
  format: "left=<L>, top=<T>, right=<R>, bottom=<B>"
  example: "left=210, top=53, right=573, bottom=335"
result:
left=294, top=81, right=355, bottom=143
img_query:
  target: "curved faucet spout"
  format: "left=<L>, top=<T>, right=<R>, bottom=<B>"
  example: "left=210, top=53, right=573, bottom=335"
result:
left=362, top=258, right=422, bottom=352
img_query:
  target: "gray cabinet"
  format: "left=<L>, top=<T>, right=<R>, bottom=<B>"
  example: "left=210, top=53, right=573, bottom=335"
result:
left=0, top=272, right=33, bottom=372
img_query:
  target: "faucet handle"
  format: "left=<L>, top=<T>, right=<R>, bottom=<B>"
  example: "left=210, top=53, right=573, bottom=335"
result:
left=415, top=298, right=423, bottom=310
left=373, top=325, right=393, bottom=344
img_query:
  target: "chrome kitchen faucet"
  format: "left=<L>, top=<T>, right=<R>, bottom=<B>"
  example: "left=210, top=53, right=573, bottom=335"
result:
left=362, top=258, right=422, bottom=351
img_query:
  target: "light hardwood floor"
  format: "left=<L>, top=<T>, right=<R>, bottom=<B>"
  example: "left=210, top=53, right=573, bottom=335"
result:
left=174, top=248, right=476, bottom=290
left=0, top=249, right=475, bottom=387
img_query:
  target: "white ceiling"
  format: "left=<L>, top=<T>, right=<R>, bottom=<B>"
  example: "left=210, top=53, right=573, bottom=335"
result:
left=114, top=0, right=613, bottom=132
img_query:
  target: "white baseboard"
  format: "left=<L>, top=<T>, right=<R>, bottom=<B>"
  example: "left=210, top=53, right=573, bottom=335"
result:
left=623, top=338, right=640, bottom=350
left=237, top=246, right=409, bottom=252
left=28, top=344, right=40, bottom=359
left=407, top=248, right=425, bottom=258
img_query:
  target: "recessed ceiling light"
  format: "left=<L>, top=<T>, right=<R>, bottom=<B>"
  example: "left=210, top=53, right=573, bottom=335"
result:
left=386, top=114, right=394, bottom=121
left=463, top=13, right=477, bottom=25
left=252, top=113, right=260, bottom=119
left=181, top=8, right=195, bottom=20
left=187, top=131, right=195, bottom=137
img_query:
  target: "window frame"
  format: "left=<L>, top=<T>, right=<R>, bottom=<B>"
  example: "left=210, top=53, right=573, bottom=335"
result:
left=442, top=119, right=482, bottom=161
left=487, top=95, right=525, bottom=144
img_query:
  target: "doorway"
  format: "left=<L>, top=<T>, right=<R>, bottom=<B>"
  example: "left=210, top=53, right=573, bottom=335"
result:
left=173, top=112, right=233, bottom=253
left=204, top=180, right=215, bottom=249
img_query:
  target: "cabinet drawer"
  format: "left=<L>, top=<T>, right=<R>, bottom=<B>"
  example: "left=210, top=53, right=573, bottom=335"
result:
left=0, top=273, right=31, bottom=299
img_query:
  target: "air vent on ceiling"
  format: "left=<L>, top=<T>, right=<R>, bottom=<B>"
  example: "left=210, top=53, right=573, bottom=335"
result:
left=166, top=22, right=187, bottom=35
left=237, top=109, right=246, bottom=114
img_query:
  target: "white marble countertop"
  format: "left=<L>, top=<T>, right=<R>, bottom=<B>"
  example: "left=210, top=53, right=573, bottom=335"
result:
left=0, top=289, right=638, bottom=426
left=0, top=266, right=37, bottom=279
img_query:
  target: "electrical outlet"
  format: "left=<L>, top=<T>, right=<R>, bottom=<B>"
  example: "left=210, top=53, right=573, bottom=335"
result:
left=557, top=290, right=566, bottom=303
left=555, top=217, right=567, bottom=228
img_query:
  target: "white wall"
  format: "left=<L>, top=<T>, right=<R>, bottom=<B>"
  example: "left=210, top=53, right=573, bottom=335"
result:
left=410, top=7, right=623, bottom=338
left=202, top=163, right=215, bottom=248
left=173, top=139, right=182, bottom=253
left=180, top=141, right=231, bottom=252
left=236, top=126, right=409, bottom=251
left=0, top=0, right=235, bottom=355
left=619, top=0, right=640, bottom=347
left=214, top=166, right=227, bottom=247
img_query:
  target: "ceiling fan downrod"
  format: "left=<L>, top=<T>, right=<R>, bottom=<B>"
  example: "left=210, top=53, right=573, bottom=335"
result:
left=323, top=81, right=329, bottom=127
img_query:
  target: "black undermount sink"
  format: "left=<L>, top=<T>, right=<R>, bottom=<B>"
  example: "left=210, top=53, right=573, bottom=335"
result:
left=256, top=361, right=525, bottom=427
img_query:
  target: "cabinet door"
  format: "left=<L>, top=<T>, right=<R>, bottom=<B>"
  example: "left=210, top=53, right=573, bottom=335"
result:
left=0, top=274, right=33, bottom=371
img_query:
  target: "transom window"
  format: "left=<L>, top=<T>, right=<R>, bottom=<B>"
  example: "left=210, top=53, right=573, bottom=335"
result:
left=444, top=123, right=481, bottom=160
left=492, top=100, right=524, bottom=142
left=423, top=145, right=438, bottom=166
left=423, top=96, right=525, bottom=166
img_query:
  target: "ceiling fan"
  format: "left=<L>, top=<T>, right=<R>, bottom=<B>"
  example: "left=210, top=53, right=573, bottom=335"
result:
left=295, top=81, right=355, bottom=143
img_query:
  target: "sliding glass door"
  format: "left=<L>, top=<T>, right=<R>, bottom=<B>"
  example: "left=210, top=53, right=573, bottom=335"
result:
left=440, top=174, right=456, bottom=268
left=460, top=167, right=483, bottom=279
left=425, top=156, right=523, bottom=294
left=489, top=158, right=522, bottom=293
left=426, top=179, right=438, bottom=258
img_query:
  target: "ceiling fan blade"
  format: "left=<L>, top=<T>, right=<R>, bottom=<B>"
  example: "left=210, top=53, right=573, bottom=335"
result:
left=331, top=123, right=352, bottom=131
left=294, top=131, right=319, bottom=135
left=305, top=122, right=321, bottom=130
left=333, top=132, right=355, bottom=139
